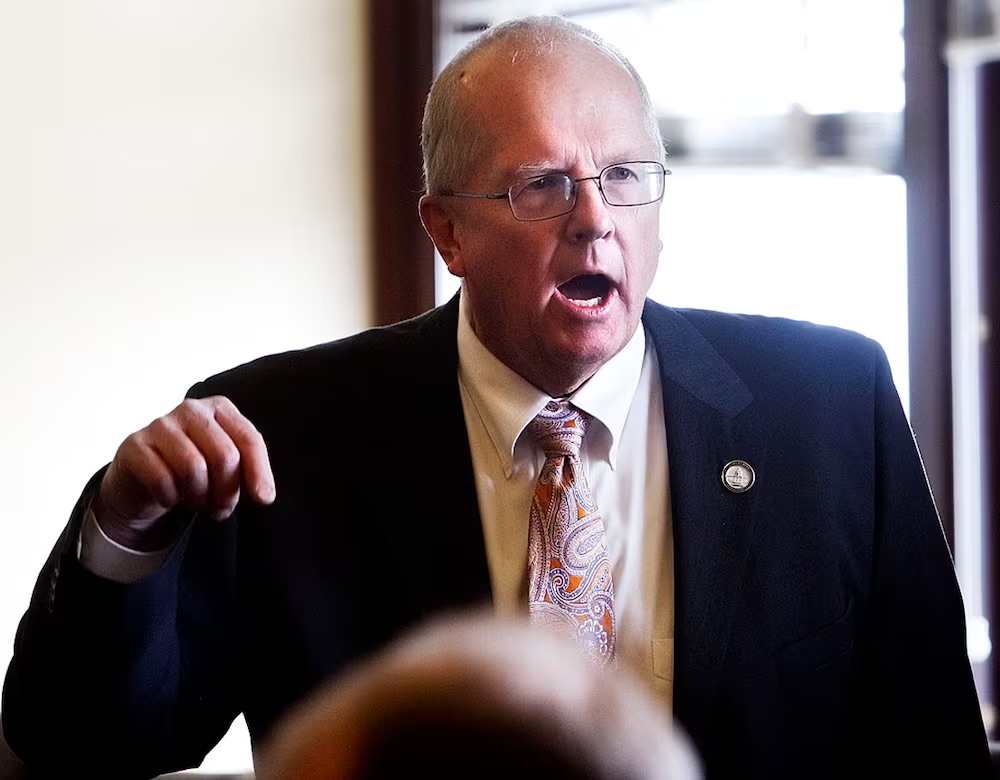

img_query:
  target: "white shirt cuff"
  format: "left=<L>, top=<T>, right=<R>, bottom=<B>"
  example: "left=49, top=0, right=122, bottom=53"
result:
left=77, top=505, right=174, bottom=584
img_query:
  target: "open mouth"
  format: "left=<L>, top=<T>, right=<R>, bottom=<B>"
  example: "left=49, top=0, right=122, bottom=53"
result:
left=557, top=274, right=613, bottom=308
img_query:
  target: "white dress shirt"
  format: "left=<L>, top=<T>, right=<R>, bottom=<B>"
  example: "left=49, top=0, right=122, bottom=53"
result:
left=80, top=295, right=675, bottom=702
left=456, top=294, right=674, bottom=703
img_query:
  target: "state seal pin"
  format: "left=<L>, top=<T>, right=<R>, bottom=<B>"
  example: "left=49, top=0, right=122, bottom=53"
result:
left=721, top=460, right=755, bottom=493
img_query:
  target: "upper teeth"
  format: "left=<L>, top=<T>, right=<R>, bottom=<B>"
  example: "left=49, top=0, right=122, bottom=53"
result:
left=572, top=297, right=601, bottom=307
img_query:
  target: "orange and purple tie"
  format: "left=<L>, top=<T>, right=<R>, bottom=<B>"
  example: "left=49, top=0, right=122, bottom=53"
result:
left=527, top=400, right=616, bottom=666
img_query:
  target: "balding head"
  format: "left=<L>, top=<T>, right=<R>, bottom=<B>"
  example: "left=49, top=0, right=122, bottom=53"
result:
left=255, top=612, right=702, bottom=780
left=421, top=15, right=663, bottom=195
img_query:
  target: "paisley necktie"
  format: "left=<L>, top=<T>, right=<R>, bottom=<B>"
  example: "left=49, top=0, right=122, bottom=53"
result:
left=527, top=400, right=616, bottom=666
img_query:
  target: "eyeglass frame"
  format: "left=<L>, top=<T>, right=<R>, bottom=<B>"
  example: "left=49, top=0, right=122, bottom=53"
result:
left=437, top=160, right=672, bottom=222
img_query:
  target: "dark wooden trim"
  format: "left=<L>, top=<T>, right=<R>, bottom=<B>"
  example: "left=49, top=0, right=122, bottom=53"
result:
left=368, top=0, right=438, bottom=326
left=903, top=0, right=955, bottom=545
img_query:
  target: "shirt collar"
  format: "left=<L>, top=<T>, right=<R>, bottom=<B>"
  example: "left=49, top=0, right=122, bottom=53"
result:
left=457, top=290, right=647, bottom=477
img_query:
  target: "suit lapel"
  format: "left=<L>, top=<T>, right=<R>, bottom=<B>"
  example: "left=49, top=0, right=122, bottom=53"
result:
left=377, top=296, right=493, bottom=617
left=643, top=303, right=768, bottom=712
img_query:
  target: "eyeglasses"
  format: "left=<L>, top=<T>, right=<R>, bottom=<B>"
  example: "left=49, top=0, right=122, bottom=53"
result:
left=440, top=160, right=671, bottom=222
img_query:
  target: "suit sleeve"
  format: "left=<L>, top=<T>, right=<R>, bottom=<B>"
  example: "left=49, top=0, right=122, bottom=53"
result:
left=2, top=468, right=241, bottom=778
left=866, top=343, right=992, bottom=775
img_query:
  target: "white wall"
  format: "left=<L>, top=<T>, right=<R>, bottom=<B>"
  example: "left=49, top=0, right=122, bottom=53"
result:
left=0, top=0, right=370, bottom=773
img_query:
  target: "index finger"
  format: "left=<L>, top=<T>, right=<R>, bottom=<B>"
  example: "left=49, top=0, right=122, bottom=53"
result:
left=207, top=396, right=276, bottom=505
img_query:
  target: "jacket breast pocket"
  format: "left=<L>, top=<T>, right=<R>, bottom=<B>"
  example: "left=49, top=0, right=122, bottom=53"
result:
left=770, top=597, right=860, bottom=756
left=776, top=597, right=855, bottom=675
left=731, top=599, right=864, bottom=776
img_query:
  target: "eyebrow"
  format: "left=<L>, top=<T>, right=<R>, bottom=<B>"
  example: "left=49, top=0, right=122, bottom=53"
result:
left=512, top=162, right=561, bottom=178
left=511, top=155, right=652, bottom=179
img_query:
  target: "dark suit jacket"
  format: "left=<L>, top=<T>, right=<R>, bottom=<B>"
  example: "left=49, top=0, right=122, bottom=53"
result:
left=2, top=296, right=992, bottom=778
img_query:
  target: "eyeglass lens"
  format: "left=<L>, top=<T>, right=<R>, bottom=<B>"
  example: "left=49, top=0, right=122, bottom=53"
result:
left=508, top=162, right=665, bottom=220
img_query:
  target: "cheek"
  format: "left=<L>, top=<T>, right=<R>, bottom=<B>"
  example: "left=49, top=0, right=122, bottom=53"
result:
left=621, top=221, right=662, bottom=288
left=483, top=234, right=553, bottom=288
left=463, top=239, right=537, bottom=313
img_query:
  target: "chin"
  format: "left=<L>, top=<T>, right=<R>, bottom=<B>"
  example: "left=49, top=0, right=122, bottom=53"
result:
left=544, top=345, right=618, bottom=389
left=561, top=331, right=627, bottom=367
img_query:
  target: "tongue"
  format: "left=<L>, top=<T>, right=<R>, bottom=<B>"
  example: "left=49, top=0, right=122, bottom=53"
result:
left=559, top=274, right=609, bottom=301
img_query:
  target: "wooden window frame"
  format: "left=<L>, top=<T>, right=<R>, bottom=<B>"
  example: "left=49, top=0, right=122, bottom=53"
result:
left=368, top=0, right=439, bottom=325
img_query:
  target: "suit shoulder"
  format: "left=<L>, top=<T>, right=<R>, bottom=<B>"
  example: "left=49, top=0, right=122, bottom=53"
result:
left=675, top=305, right=877, bottom=354
left=188, top=303, right=456, bottom=405
left=650, top=303, right=887, bottom=394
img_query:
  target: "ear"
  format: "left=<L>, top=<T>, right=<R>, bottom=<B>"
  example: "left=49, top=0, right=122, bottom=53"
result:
left=419, top=195, right=468, bottom=277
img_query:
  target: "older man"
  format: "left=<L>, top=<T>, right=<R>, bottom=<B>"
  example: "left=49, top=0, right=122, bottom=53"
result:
left=2, top=15, right=992, bottom=780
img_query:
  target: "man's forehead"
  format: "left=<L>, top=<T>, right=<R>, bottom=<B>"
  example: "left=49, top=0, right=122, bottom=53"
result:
left=442, top=31, right=654, bottom=184
left=459, top=34, right=629, bottom=89
left=456, top=42, right=641, bottom=130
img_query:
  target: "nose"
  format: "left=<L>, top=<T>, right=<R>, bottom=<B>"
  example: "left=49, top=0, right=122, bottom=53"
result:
left=565, top=177, right=614, bottom=243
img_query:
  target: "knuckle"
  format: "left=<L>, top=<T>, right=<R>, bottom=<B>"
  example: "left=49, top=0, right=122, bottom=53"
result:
left=230, top=427, right=257, bottom=454
left=175, top=452, right=209, bottom=492
left=248, top=424, right=266, bottom=447
left=209, top=503, right=237, bottom=522
left=211, top=395, right=238, bottom=416
left=215, top=443, right=241, bottom=476
left=147, top=415, right=173, bottom=438
left=116, top=434, right=141, bottom=461
left=177, top=398, right=211, bottom=426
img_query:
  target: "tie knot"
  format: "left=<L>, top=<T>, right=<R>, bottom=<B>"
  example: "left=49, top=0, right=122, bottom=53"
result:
left=527, top=400, right=589, bottom=459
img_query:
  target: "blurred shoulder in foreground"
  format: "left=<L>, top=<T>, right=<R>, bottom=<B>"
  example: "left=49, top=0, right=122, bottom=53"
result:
left=255, top=611, right=703, bottom=780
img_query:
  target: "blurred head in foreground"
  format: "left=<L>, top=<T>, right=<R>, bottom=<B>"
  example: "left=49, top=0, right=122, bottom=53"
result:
left=254, top=612, right=702, bottom=780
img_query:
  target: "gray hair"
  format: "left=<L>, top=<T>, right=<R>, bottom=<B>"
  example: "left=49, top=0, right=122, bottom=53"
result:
left=421, top=15, right=664, bottom=195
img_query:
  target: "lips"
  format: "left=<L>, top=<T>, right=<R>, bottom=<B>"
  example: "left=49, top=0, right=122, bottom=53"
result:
left=557, top=273, right=613, bottom=308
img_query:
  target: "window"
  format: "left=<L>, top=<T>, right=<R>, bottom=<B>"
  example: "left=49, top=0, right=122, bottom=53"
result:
left=436, top=0, right=910, bottom=409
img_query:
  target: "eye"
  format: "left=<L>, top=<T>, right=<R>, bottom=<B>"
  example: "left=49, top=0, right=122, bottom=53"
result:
left=604, top=164, right=639, bottom=182
left=523, top=174, right=562, bottom=192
